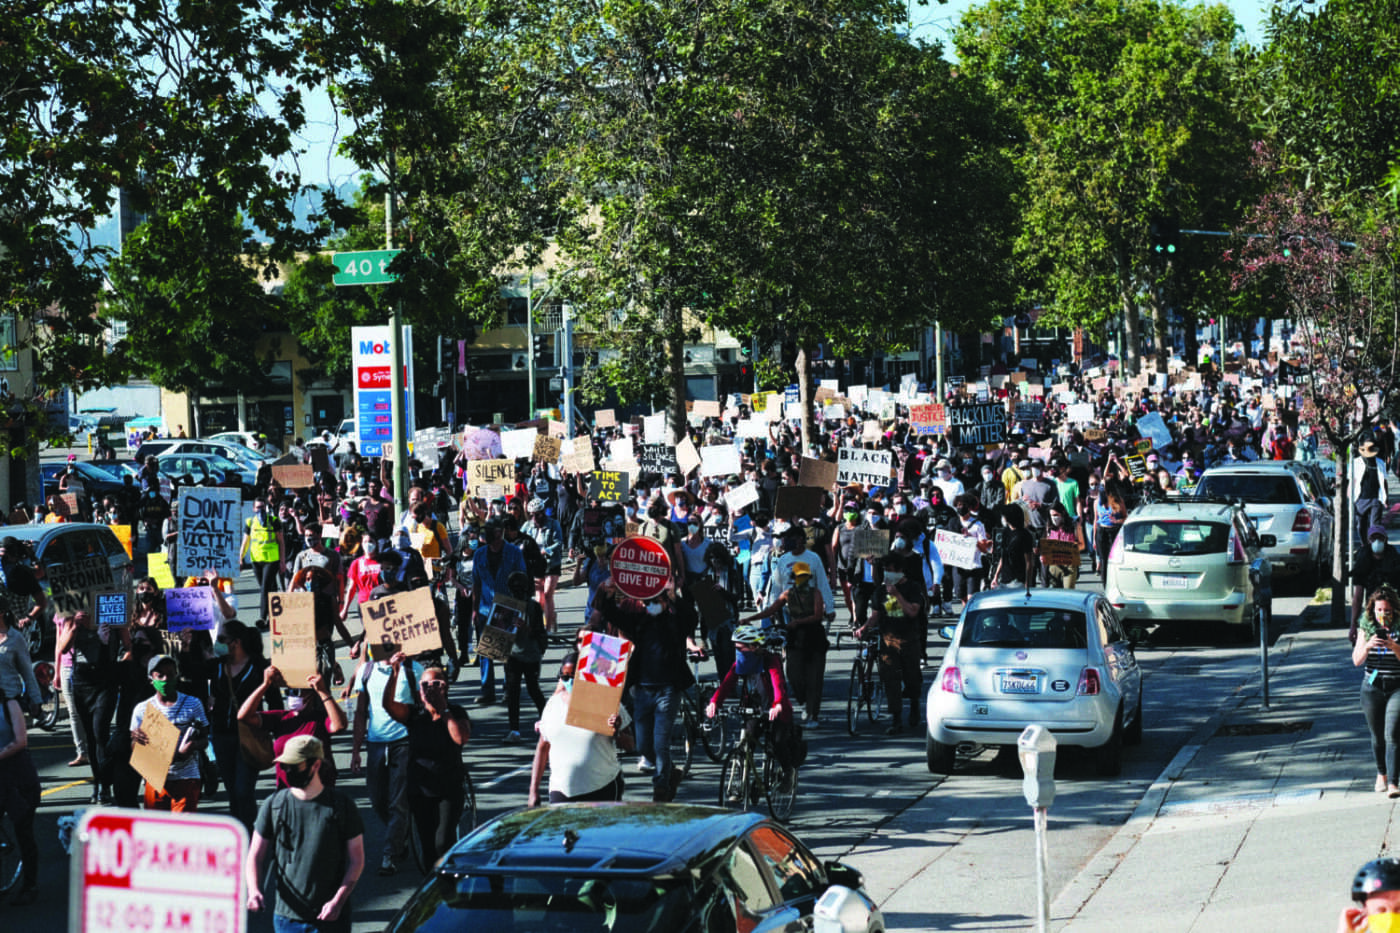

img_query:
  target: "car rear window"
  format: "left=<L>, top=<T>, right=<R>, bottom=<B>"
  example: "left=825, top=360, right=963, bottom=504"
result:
left=1123, top=520, right=1230, bottom=556
left=390, top=874, right=690, bottom=933
left=1196, top=474, right=1301, bottom=504
left=959, top=609, right=1088, bottom=650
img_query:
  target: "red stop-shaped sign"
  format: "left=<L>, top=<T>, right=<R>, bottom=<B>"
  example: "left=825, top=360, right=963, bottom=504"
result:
left=610, top=536, right=672, bottom=600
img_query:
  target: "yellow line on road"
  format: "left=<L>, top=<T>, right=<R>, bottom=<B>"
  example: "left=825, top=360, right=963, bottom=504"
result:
left=42, top=779, right=90, bottom=797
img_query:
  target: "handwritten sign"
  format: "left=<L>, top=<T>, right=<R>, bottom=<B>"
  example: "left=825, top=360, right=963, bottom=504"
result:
left=692, top=400, right=721, bottom=419
left=271, top=464, right=315, bottom=489
left=361, top=586, right=441, bottom=660
left=268, top=592, right=317, bottom=686
left=501, top=427, right=538, bottom=460
left=909, top=404, right=946, bottom=436
left=560, top=438, right=596, bottom=475
left=948, top=403, right=1005, bottom=446
left=852, top=527, right=890, bottom=561
left=1040, top=539, right=1080, bottom=568
left=837, top=447, right=893, bottom=487
left=165, top=587, right=223, bottom=633
left=638, top=443, right=679, bottom=476
left=148, top=552, right=177, bottom=590
left=588, top=470, right=630, bottom=503
left=175, top=486, right=241, bottom=578
left=468, top=459, right=515, bottom=497
left=533, top=434, right=562, bottom=465
left=130, top=701, right=181, bottom=794
left=94, top=590, right=130, bottom=628
left=933, top=530, right=982, bottom=571
left=798, top=456, right=838, bottom=488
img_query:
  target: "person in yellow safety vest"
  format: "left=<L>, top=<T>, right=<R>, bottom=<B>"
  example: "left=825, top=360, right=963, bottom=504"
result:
left=405, top=501, right=451, bottom=579
left=241, top=498, right=286, bottom=626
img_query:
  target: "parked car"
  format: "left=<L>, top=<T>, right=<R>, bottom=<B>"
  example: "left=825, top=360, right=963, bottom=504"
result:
left=926, top=588, right=1143, bottom=776
left=134, top=438, right=271, bottom=466
left=3, top=523, right=133, bottom=656
left=1104, top=500, right=1274, bottom=642
left=39, top=460, right=137, bottom=502
left=205, top=431, right=282, bottom=457
left=152, top=452, right=257, bottom=498
left=1192, top=463, right=1333, bottom=583
left=386, top=803, right=884, bottom=933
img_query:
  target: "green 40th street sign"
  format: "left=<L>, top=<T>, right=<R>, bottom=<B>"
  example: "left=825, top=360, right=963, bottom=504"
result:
left=332, top=249, right=401, bottom=286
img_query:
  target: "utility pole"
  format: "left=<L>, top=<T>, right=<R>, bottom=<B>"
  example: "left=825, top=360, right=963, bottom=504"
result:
left=526, top=270, right=537, bottom=418
left=385, top=178, right=408, bottom=513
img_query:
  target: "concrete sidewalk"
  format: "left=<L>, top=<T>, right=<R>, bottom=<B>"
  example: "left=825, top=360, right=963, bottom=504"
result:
left=1054, top=606, right=1391, bottom=932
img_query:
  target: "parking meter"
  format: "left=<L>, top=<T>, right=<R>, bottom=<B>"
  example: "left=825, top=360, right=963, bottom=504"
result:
left=1018, top=725, right=1057, bottom=809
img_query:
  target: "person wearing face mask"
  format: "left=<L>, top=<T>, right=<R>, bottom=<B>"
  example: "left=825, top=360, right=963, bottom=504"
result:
left=1350, top=527, right=1400, bottom=642
left=130, top=653, right=209, bottom=811
left=742, top=561, right=828, bottom=727
left=206, top=620, right=282, bottom=830
left=527, top=650, right=633, bottom=806
left=55, top=609, right=128, bottom=804
left=979, top=462, right=1005, bottom=512
left=1354, top=587, right=1400, bottom=798
left=930, top=459, right=964, bottom=505
left=470, top=518, right=526, bottom=706
left=241, top=498, right=286, bottom=622
left=832, top=502, right=864, bottom=621
left=240, top=663, right=347, bottom=793
left=951, top=495, right=991, bottom=601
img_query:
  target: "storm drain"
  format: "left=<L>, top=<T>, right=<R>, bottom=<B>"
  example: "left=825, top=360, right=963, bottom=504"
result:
left=1214, top=720, right=1314, bottom=737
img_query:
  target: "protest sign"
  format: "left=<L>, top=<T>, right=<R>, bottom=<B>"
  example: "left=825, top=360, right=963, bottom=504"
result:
left=47, top=551, right=108, bottom=613
left=852, top=528, right=890, bottom=561
left=1065, top=403, right=1096, bottom=424
left=637, top=443, right=679, bottom=476
left=725, top=481, right=760, bottom=512
left=642, top=412, right=667, bottom=444
left=692, top=399, right=721, bottom=419
left=610, top=536, right=672, bottom=599
left=700, top=444, right=741, bottom=478
left=53, top=493, right=80, bottom=518
left=934, top=530, right=982, bottom=570
left=909, top=404, right=946, bottom=436
left=799, top=456, right=838, bottom=489
left=948, top=402, right=1005, bottom=446
left=595, top=409, right=617, bottom=428
left=1083, top=428, right=1108, bottom=442
left=1124, top=454, right=1148, bottom=482
left=361, top=586, right=441, bottom=660
left=175, top=486, right=242, bottom=578
left=774, top=486, right=826, bottom=520
left=1014, top=402, right=1045, bottom=426
left=478, top=595, right=529, bottom=663
left=501, top=427, right=538, bottom=460
left=108, top=523, right=134, bottom=560
left=588, top=470, right=628, bottom=504
left=559, top=439, right=595, bottom=475
left=1136, top=411, right=1172, bottom=450
left=533, top=434, right=562, bottom=465
left=148, top=552, right=177, bottom=590
left=675, top=436, right=702, bottom=476
left=130, top=701, right=181, bottom=794
left=1040, top=539, right=1080, bottom=568
left=467, top=459, right=515, bottom=497
left=94, top=590, right=130, bottom=628
left=566, top=630, right=635, bottom=735
left=268, top=592, right=318, bottom=686
left=165, top=587, right=222, bottom=633
left=837, top=447, right=893, bottom=487
left=271, top=464, right=315, bottom=489
left=735, top=419, right=769, bottom=439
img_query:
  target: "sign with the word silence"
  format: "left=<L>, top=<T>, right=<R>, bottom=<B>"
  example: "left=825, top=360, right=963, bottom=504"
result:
left=176, top=486, right=241, bottom=578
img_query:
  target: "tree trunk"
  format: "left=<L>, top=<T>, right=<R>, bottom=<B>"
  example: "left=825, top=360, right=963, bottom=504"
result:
left=1120, top=291, right=1141, bottom=377
left=1150, top=285, right=1170, bottom=374
left=1332, top=456, right=1348, bottom=626
left=1183, top=309, right=1199, bottom=368
left=796, top=345, right=815, bottom=451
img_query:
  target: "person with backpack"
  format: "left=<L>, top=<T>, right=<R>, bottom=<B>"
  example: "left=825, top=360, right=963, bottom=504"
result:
left=705, top=625, right=802, bottom=798
left=740, top=560, right=828, bottom=729
left=245, top=736, right=364, bottom=933
left=523, top=498, right=564, bottom=634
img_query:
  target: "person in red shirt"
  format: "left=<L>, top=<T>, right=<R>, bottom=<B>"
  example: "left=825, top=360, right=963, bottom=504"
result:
left=339, top=538, right=384, bottom=642
left=237, top=665, right=348, bottom=789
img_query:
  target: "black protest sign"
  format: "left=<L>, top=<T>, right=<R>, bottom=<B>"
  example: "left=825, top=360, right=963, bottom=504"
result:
left=94, top=590, right=130, bottom=628
left=774, top=486, right=825, bottom=520
left=637, top=443, right=679, bottom=476
left=588, top=470, right=630, bottom=503
left=948, top=403, right=1005, bottom=447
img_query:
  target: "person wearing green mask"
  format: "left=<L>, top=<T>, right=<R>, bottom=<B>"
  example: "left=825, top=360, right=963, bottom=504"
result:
left=130, top=653, right=209, bottom=811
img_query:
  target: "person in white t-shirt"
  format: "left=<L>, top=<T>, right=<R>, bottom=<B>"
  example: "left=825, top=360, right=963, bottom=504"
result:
left=526, top=650, right=633, bottom=805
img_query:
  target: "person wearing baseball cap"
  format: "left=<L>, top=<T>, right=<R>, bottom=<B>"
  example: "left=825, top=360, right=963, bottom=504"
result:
left=130, top=653, right=209, bottom=812
left=247, top=734, right=365, bottom=930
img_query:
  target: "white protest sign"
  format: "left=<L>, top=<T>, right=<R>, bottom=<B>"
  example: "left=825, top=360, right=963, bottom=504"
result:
left=643, top=412, right=667, bottom=444
left=501, top=427, right=539, bottom=460
left=725, top=481, right=760, bottom=512
left=175, top=487, right=241, bottom=578
left=735, top=419, right=769, bottom=439
left=934, top=530, right=982, bottom=571
left=700, top=444, right=741, bottom=478
left=837, top=447, right=893, bottom=487
left=1065, top=403, right=1096, bottom=425
left=609, top=435, right=635, bottom=464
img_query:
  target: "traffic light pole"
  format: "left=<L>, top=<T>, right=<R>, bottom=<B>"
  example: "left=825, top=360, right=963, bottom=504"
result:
left=526, top=271, right=537, bottom=418
left=385, top=187, right=408, bottom=513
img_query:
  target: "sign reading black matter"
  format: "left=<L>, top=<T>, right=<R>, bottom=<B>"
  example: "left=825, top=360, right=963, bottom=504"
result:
left=836, top=447, right=893, bottom=487
left=948, top=403, right=1006, bottom=447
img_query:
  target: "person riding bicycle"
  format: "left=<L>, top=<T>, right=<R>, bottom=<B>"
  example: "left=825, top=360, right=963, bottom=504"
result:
left=1340, top=855, right=1400, bottom=932
left=705, top=625, right=803, bottom=797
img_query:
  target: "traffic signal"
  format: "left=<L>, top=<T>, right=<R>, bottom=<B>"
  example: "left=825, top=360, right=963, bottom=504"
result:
left=1148, top=215, right=1180, bottom=262
left=438, top=337, right=453, bottom=372
left=533, top=334, right=548, bottom=365
left=739, top=344, right=752, bottom=360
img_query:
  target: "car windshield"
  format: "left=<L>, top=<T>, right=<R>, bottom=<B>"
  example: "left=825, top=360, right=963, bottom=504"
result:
left=959, top=608, right=1088, bottom=649
left=1195, top=474, right=1301, bottom=505
left=391, top=873, right=692, bottom=933
left=1123, top=520, right=1229, bottom=556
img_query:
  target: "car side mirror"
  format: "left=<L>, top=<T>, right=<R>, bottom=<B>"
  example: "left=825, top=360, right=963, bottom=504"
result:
left=823, top=861, right=863, bottom=890
left=937, top=624, right=957, bottom=641
left=1259, top=534, right=1277, bottom=548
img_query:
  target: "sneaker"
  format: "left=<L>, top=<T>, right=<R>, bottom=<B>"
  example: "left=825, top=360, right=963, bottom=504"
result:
left=505, top=731, right=522, bottom=744
left=636, top=757, right=655, bottom=773
left=475, top=693, right=496, bottom=706
left=378, top=855, right=397, bottom=876
left=804, top=717, right=821, bottom=730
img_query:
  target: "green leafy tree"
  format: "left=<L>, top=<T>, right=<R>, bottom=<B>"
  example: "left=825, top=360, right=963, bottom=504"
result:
left=955, top=0, right=1251, bottom=375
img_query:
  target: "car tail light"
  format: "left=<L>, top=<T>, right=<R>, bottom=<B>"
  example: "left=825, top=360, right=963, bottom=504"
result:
left=1292, top=509, right=1312, bottom=532
left=940, top=665, right=963, bottom=696
left=1107, top=532, right=1125, bottom=565
left=1227, top=529, right=1246, bottom=564
left=1077, top=667, right=1102, bottom=696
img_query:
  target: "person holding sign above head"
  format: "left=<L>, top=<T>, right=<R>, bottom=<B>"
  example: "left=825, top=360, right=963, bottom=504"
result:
left=526, top=650, right=633, bottom=807
left=130, top=653, right=209, bottom=812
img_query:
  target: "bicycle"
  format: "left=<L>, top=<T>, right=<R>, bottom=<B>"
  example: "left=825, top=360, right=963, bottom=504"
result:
left=846, top=633, right=886, bottom=736
left=717, top=704, right=798, bottom=821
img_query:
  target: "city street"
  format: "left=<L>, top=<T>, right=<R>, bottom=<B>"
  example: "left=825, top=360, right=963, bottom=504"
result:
left=10, top=544, right=1317, bottom=932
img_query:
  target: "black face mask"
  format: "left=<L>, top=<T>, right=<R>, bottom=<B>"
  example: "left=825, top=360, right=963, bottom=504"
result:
left=284, top=762, right=316, bottom=789
left=139, top=591, right=157, bottom=605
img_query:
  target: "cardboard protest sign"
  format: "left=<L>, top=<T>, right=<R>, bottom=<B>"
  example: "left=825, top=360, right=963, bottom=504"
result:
left=54, top=493, right=80, bottom=518
left=675, top=437, right=702, bottom=476
left=595, top=409, right=617, bottom=428
left=130, top=700, right=181, bottom=794
left=468, top=459, right=515, bottom=497
left=310, top=445, right=333, bottom=473
left=799, top=456, right=838, bottom=489
left=566, top=630, right=635, bottom=735
left=852, top=527, right=890, bottom=561
left=933, top=530, right=982, bottom=571
left=165, top=587, right=223, bottom=633
left=478, top=595, right=529, bottom=663
left=94, top=590, right=130, bottom=628
left=148, top=552, right=177, bottom=590
left=725, top=481, right=760, bottom=512
left=700, top=444, right=741, bottom=478
left=814, top=386, right=836, bottom=404
left=501, top=427, right=539, bottom=460
left=175, top=486, right=241, bottom=578
left=1040, top=539, right=1080, bottom=568
left=588, top=470, right=630, bottom=503
left=533, top=434, right=562, bottom=464
left=361, top=586, right=441, bottom=660
left=271, top=464, right=315, bottom=489
left=837, top=447, right=893, bottom=487
left=909, top=404, right=946, bottom=436
left=559, top=438, right=596, bottom=475
left=268, top=592, right=318, bottom=686
left=774, top=486, right=825, bottom=520
left=107, top=523, right=134, bottom=560
left=692, top=399, right=721, bottom=419
left=1083, top=428, right=1108, bottom=442
left=948, top=402, right=1005, bottom=446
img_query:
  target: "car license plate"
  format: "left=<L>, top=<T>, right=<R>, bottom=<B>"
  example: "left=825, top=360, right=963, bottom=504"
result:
left=1154, top=574, right=1193, bottom=589
left=1000, top=674, right=1038, bottom=694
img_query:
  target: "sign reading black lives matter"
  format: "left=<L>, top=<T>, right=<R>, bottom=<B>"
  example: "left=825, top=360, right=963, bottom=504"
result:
left=948, top=402, right=1006, bottom=447
left=836, top=447, right=893, bottom=487
left=361, top=586, right=441, bottom=660
left=176, top=487, right=242, bottom=578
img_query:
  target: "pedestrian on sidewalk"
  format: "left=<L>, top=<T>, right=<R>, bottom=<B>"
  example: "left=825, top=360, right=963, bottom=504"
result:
left=1352, top=585, right=1400, bottom=797
left=1340, top=856, right=1400, bottom=933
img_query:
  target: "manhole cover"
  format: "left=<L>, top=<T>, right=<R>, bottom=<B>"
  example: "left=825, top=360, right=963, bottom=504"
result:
left=1215, top=721, right=1313, bottom=737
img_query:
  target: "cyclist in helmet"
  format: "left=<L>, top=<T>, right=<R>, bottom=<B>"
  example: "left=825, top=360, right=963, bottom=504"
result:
left=705, top=625, right=792, bottom=726
left=1342, top=856, right=1400, bottom=932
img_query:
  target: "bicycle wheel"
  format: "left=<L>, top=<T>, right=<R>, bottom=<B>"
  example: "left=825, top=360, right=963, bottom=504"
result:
left=719, top=745, right=748, bottom=809
left=670, top=705, right=694, bottom=780
left=0, top=816, right=23, bottom=896
left=763, top=744, right=798, bottom=822
left=33, top=662, right=60, bottom=732
left=865, top=662, right=886, bottom=729
left=703, top=706, right=739, bottom=763
left=846, top=656, right=865, bottom=735
left=457, top=770, right=478, bottom=840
